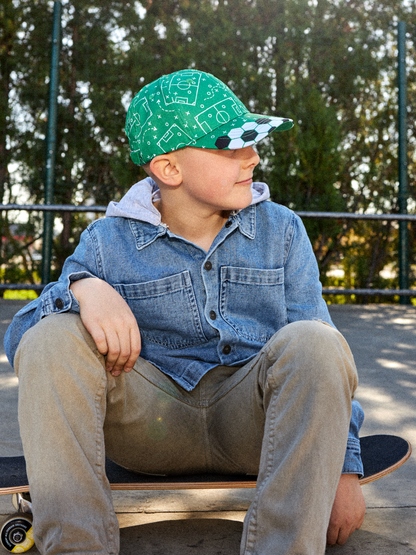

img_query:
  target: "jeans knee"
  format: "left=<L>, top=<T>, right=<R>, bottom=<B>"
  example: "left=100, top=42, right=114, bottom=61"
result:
left=266, top=320, right=338, bottom=353
left=15, top=313, right=102, bottom=379
left=18, top=312, right=80, bottom=351
left=264, top=320, right=358, bottom=389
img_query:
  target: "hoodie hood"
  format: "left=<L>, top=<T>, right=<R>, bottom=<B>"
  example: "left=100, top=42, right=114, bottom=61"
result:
left=105, top=177, right=270, bottom=224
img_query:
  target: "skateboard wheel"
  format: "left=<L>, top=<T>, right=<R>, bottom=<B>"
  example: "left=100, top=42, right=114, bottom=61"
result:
left=0, top=514, right=34, bottom=552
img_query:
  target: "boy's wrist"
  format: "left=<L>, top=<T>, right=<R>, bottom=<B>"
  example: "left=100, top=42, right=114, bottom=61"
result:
left=70, top=277, right=102, bottom=302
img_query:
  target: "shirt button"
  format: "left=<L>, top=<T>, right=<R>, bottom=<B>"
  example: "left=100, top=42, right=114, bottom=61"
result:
left=225, top=221, right=232, bottom=228
left=204, top=261, right=212, bottom=271
left=55, top=298, right=64, bottom=310
left=209, top=310, right=217, bottom=320
left=222, top=344, right=231, bottom=355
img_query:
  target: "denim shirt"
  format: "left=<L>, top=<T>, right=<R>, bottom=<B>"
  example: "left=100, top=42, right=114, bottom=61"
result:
left=4, top=178, right=364, bottom=475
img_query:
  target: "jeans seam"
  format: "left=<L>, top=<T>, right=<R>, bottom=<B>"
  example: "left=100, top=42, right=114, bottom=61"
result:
left=244, top=387, right=279, bottom=554
left=201, top=406, right=214, bottom=471
left=94, top=370, right=119, bottom=554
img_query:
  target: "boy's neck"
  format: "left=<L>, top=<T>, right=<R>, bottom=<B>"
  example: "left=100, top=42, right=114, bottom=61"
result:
left=154, top=199, right=230, bottom=252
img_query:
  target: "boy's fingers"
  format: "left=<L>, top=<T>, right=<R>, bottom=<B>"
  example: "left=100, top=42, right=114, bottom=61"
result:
left=123, top=328, right=141, bottom=372
left=326, top=527, right=338, bottom=546
left=327, top=524, right=348, bottom=546
left=105, top=325, right=141, bottom=376
left=104, top=330, right=122, bottom=373
left=87, top=324, right=109, bottom=357
left=329, top=522, right=356, bottom=546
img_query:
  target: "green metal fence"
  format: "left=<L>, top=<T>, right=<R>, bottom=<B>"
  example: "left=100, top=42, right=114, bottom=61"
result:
left=1, top=203, right=416, bottom=297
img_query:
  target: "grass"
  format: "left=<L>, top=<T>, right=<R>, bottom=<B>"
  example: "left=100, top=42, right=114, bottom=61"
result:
left=3, top=290, right=39, bottom=300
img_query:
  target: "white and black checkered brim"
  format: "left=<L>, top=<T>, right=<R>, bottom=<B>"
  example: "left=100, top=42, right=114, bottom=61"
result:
left=194, top=115, right=293, bottom=151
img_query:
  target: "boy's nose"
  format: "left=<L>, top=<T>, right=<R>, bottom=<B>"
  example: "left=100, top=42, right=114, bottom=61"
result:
left=242, top=146, right=260, bottom=167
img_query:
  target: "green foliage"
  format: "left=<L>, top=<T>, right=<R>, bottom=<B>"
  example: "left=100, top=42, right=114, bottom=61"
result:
left=1, top=0, right=416, bottom=302
left=3, top=289, right=38, bottom=300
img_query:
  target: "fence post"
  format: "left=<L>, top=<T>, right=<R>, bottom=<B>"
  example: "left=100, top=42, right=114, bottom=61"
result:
left=41, top=1, right=61, bottom=284
left=398, top=21, right=410, bottom=304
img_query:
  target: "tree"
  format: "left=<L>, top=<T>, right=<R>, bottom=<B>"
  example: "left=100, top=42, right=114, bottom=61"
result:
left=1, top=0, right=415, bottom=301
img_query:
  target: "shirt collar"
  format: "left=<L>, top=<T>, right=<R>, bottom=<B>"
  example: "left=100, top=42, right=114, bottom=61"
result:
left=229, top=205, right=256, bottom=240
left=129, top=203, right=257, bottom=250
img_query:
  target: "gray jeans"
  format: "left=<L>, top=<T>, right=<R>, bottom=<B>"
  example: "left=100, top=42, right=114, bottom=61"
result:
left=15, top=314, right=358, bottom=555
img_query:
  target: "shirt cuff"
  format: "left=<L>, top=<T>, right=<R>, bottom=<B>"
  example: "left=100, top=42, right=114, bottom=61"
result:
left=342, top=437, right=364, bottom=476
left=342, top=399, right=365, bottom=476
left=40, top=271, right=95, bottom=318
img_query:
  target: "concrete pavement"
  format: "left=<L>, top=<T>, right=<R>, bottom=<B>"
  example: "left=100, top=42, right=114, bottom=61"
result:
left=1, top=300, right=415, bottom=554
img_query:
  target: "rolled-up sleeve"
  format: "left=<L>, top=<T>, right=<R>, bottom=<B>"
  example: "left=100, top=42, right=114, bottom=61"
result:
left=4, top=227, right=100, bottom=368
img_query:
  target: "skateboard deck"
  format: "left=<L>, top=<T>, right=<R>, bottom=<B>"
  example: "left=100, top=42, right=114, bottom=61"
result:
left=0, top=434, right=411, bottom=552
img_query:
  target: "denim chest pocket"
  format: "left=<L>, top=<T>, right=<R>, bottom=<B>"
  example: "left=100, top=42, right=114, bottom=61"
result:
left=220, top=266, right=287, bottom=342
left=114, top=271, right=207, bottom=349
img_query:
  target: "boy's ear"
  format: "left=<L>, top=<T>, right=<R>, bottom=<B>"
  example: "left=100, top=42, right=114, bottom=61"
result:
left=149, top=153, right=182, bottom=186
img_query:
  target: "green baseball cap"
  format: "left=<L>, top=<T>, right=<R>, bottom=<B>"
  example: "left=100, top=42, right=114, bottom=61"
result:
left=126, top=69, right=294, bottom=166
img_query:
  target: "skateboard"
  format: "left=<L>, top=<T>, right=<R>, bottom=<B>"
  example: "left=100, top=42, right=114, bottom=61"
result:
left=0, top=434, right=411, bottom=552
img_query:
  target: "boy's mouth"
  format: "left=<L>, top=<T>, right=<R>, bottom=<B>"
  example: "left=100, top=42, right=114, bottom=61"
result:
left=236, top=177, right=253, bottom=185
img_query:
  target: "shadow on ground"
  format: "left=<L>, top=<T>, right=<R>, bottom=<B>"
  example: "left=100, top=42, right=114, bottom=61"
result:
left=119, top=519, right=416, bottom=555
left=120, top=519, right=242, bottom=554
left=326, top=529, right=416, bottom=554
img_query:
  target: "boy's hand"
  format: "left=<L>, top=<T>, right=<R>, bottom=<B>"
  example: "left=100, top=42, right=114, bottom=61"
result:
left=327, top=473, right=366, bottom=545
left=70, top=278, right=141, bottom=376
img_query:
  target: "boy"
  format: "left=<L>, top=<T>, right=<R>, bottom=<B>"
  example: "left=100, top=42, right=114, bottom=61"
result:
left=5, top=69, right=365, bottom=555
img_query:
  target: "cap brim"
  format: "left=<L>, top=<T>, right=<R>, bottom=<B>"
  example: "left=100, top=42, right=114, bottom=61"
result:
left=192, top=113, right=293, bottom=150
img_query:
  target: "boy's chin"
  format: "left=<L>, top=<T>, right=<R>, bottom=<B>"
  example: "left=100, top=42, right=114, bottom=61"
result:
left=226, top=204, right=251, bottom=214
left=232, top=195, right=253, bottom=211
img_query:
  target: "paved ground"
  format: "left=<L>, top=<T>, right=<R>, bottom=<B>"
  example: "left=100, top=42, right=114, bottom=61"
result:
left=1, top=300, right=415, bottom=554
